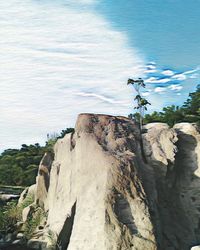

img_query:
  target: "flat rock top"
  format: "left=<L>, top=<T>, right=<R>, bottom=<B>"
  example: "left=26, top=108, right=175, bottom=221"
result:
left=174, top=122, right=199, bottom=135
left=76, top=113, right=132, bottom=130
left=144, top=122, right=170, bottom=130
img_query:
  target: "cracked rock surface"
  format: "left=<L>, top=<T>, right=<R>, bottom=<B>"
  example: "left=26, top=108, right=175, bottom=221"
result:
left=25, top=114, right=200, bottom=250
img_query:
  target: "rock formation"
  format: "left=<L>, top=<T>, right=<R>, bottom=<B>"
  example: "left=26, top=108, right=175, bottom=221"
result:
left=19, top=114, right=200, bottom=250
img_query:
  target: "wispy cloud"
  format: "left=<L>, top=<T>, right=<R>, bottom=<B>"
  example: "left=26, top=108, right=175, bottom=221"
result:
left=68, top=0, right=97, bottom=4
left=139, top=63, right=199, bottom=111
left=76, top=92, right=125, bottom=104
left=0, top=1, right=199, bottom=152
left=146, top=77, right=171, bottom=84
left=143, top=62, right=157, bottom=73
left=154, top=87, right=167, bottom=93
left=0, top=0, right=144, bottom=151
left=162, top=69, right=174, bottom=76
left=168, top=84, right=183, bottom=91
left=171, top=74, right=187, bottom=81
left=144, top=63, right=200, bottom=93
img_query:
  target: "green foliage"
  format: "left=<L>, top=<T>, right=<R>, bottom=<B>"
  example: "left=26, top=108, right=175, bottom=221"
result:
left=127, top=78, right=151, bottom=128
left=0, top=193, right=34, bottom=234
left=47, top=230, right=60, bottom=249
left=0, top=192, right=40, bottom=242
left=0, top=201, right=20, bottom=234
left=143, top=84, right=200, bottom=127
left=21, top=193, right=35, bottom=210
left=57, top=128, right=74, bottom=139
left=0, top=143, right=46, bottom=186
left=23, top=206, right=46, bottom=240
left=0, top=127, right=74, bottom=186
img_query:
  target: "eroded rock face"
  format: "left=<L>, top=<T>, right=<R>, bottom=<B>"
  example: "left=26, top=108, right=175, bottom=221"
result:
left=30, top=115, right=200, bottom=250
left=35, top=152, right=53, bottom=209
left=143, top=122, right=200, bottom=250
left=18, top=184, right=36, bottom=205
left=173, top=123, right=200, bottom=248
left=46, top=114, right=156, bottom=250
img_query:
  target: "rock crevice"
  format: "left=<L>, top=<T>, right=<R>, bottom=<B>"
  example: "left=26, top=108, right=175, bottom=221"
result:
left=19, top=114, right=200, bottom=250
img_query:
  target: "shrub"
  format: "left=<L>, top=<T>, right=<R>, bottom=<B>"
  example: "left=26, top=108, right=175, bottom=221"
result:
left=23, top=206, right=46, bottom=240
left=0, top=193, right=34, bottom=234
left=0, top=201, right=20, bottom=234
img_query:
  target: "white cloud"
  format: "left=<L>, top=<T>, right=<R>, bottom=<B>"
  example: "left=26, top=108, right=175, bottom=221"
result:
left=146, top=65, right=156, bottom=70
left=184, top=66, right=200, bottom=75
left=144, top=69, right=157, bottom=74
left=145, top=65, right=199, bottom=86
left=75, top=0, right=96, bottom=3
left=189, top=73, right=199, bottom=79
left=146, top=77, right=171, bottom=84
left=142, top=92, right=151, bottom=97
left=170, top=67, right=200, bottom=81
left=154, top=87, right=167, bottom=93
left=162, top=69, right=174, bottom=76
left=172, top=74, right=187, bottom=81
left=148, top=61, right=156, bottom=66
left=0, top=0, right=145, bottom=151
left=168, top=84, right=183, bottom=91
left=76, top=92, right=126, bottom=104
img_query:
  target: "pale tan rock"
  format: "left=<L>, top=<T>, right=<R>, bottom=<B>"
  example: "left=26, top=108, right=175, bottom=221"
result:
left=35, top=152, right=53, bottom=210
left=46, top=114, right=157, bottom=250
left=18, top=184, right=36, bottom=206
left=172, top=123, right=200, bottom=246
left=27, top=238, right=48, bottom=250
left=22, top=205, right=32, bottom=223
left=24, top=116, right=200, bottom=250
left=143, top=122, right=178, bottom=166
left=143, top=122, right=200, bottom=250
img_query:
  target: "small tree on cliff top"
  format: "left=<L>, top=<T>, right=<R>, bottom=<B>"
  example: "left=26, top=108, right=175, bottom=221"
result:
left=127, top=78, right=151, bottom=130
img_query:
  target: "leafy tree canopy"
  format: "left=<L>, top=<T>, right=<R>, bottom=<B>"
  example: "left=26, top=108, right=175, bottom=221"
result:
left=0, top=128, right=74, bottom=187
left=143, top=84, right=200, bottom=127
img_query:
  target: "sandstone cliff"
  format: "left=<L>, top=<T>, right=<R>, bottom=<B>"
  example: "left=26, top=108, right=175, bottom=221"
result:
left=20, top=114, right=200, bottom=250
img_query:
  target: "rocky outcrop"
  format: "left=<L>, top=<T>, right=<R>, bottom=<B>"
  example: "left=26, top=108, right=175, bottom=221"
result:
left=46, top=114, right=156, bottom=250
left=18, top=184, right=36, bottom=206
left=35, top=152, right=53, bottom=209
left=172, top=123, right=200, bottom=247
left=142, top=122, right=200, bottom=250
left=19, top=114, right=200, bottom=250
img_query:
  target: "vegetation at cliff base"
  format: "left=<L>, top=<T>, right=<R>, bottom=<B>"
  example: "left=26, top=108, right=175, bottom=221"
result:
left=0, top=192, right=40, bottom=239
left=0, top=201, right=20, bottom=234
left=0, top=128, right=74, bottom=187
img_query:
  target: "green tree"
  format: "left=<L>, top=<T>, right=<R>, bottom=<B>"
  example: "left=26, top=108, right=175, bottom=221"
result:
left=127, top=78, right=151, bottom=130
left=0, top=127, right=75, bottom=186
left=57, top=128, right=74, bottom=139
left=144, top=111, right=163, bottom=124
left=182, top=84, right=200, bottom=123
left=144, top=84, right=200, bottom=126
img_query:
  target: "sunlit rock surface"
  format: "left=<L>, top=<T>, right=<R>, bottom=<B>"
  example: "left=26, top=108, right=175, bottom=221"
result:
left=46, top=114, right=156, bottom=250
left=24, top=115, right=200, bottom=250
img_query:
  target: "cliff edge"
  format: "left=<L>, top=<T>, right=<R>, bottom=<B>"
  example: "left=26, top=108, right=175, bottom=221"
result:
left=19, top=114, right=200, bottom=250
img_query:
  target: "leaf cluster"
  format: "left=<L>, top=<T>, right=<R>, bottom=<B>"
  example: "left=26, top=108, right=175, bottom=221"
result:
left=143, top=84, right=200, bottom=127
left=0, top=128, right=74, bottom=186
left=23, top=206, right=46, bottom=240
left=0, top=201, right=19, bottom=234
left=0, top=192, right=35, bottom=235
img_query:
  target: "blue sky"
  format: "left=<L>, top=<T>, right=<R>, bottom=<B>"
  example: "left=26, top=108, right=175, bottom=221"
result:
left=0, top=0, right=199, bottom=151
